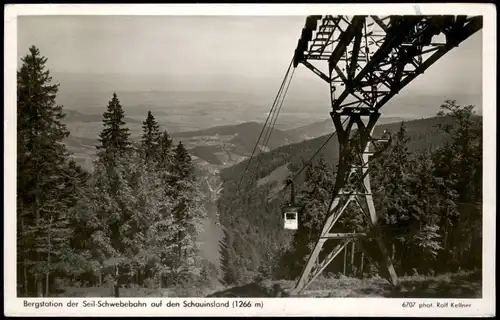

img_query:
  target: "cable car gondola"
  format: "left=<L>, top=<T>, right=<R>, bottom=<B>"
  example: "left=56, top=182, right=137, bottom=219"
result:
left=281, top=179, right=299, bottom=230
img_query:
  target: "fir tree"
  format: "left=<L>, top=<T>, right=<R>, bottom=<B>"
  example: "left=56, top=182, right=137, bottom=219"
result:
left=219, top=229, right=238, bottom=285
left=157, top=131, right=174, bottom=171
left=17, top=46, right=80, bottom=296
left=97, top=93, right=131, bottom=162
left=77, top=154, right=135, bottom=296
left=433, top=100, right=482, bottom=203
left=369, top=123, right=418, bottom=272
left=79, top=93, right=133, bottom=295
left=80, top=93, right=135, bottom=296
left=140, top=111, right=161, bottom=162
left=169, top=141, right=195, bottom=216
left=74, top=151, right=151, bottom=295
left=167, top=141, right=207, bottom=283
left=372, top=124, right=414, bottom=225
left=129, top=150, right=176, bottom=288
left=403, top=150, right=446, bottom=273
left=172, top=142, right=194, bottom=183
left=431, top=100, right=482, bottom=271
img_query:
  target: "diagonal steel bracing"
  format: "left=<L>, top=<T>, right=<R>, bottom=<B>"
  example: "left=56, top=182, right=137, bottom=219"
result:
left=291, top=112, right=395, bottom=295
left=290, top=15, right=483, bottom=295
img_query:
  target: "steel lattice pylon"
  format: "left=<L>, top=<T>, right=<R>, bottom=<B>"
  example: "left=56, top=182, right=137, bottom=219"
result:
left=290, top=15, right=482, bottom=295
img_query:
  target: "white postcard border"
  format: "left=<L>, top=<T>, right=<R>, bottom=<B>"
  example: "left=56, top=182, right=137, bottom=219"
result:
left=4, top=3, right=496, bottom=317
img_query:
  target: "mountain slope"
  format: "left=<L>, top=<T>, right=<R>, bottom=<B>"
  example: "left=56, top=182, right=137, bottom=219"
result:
left=286, top=116, right=409, bottom=142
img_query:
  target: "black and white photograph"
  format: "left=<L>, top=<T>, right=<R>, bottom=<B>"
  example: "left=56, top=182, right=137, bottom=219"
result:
left=4, top=3, right=496, bottom=317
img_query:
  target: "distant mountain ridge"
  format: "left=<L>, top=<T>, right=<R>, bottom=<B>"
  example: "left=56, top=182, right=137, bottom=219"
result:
left=170, top=116, right=416, bottom=167
left=221, top=114, right=483, bottom=200
left=285, top=116, right=409, bottom=142
left=62, top=111, right=420, bottom=170
left=173, top=121, right=288, bottom=142
left=64, top=109, right=141, bottom=124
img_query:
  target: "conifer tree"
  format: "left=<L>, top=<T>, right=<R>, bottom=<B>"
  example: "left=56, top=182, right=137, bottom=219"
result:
left=403, top=150, right=445, bottom=272
left=433, top=100, right=482, bottom=203
left=168, top=141, right=207, bottom=283
left=372, top=126, right=412, bottom=223
left=97, top=93, right=131, bottom=163
left=169, top=141, right=194, bottom=207
left=172, top=142, right=194, bottom=182
left=157, top=131, right=174, bottom=171
left=76, top=154, right=135, bottom=296
left=370, top=123, right=418, bottom=272
left=74, top=150, right=175, bottom=295
left=17, top=46, right=80, bottom=296
left=77, top=92, right=135, bottom=296
left=219, top=229, right=238, bottom=285
left=126, top=150, right=177, bottom=288
left=431, top=100, right=482, bottom=271
left=140, top=111, right=161, bottom=162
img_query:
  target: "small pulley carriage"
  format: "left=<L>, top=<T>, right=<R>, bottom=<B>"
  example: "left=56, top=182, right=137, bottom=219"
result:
left=281, top=178, right=299, bottom=230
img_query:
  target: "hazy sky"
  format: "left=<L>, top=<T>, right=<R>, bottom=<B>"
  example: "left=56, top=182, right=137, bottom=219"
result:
left=17, top=15, right=483, bottom=117
left=18, top=16, right=305, bottom=77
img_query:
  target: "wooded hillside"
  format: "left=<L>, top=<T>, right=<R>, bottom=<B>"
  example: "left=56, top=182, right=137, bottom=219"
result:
left=218, top=104, right=482, bottom=286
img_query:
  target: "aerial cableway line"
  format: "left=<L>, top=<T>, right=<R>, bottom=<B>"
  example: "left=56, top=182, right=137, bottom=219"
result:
left=290, top=15, right=482, bottom=295
left=237, top=59, right=295, bottom=189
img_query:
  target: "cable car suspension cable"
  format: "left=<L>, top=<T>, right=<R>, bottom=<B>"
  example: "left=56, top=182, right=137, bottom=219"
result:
left=262, top=67, right=296, bottom=151
left=252, top=67, right=296, bottom=182
left=290, top=118, right=348, bottom=182
left=236, top=58, right=294, bottom=189
left=268, top=118, right=348, bottom=201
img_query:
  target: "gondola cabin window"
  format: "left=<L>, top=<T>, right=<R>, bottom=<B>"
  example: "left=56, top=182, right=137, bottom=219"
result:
left=283, top=209, right=298, bottom=230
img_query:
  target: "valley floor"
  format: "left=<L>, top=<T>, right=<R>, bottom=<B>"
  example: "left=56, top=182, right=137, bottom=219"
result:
left=55, top=270, right=480, bottom=299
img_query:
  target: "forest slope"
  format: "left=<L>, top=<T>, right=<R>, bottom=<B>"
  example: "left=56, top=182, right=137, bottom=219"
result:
left=217, top=113, right=482, bottom=286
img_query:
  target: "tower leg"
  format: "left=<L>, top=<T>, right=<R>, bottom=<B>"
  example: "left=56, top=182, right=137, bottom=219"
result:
left=360, top=147, right=399, bottom=287
left=290, top=112, right=399, bottom=296
left=375, top=237, right=399, bottom=285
